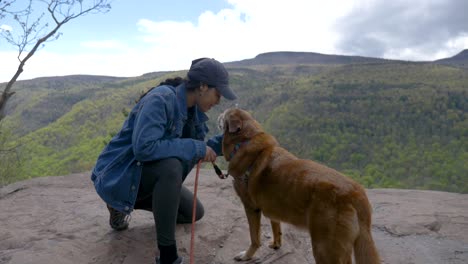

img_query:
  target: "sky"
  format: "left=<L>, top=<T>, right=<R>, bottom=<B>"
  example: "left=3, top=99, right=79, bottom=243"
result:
left=0, top=0, right=467, bottom=83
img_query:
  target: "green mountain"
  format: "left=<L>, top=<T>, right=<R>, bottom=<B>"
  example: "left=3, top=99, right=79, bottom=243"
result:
left=1, top=52, right=467, bottom=193
left=435, top=49, right=468, bottom=68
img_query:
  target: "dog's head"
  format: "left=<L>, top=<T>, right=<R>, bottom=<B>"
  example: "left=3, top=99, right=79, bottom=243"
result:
left=218, top=108, right=262, bottom=140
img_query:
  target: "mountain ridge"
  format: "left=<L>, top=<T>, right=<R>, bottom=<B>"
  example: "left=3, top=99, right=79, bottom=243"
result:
left=2, top=49, right=467, bottom=85
left=224, top=49, right=468, bottom=68
left=225, top=51, right=398, bottom=67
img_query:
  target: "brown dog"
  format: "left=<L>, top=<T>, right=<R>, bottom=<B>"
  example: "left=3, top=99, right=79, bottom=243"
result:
left=220, top=108, right=380, bottom=264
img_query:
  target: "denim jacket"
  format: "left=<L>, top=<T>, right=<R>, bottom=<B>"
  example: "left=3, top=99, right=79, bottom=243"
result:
left=91, top=83, right=223, bottom=214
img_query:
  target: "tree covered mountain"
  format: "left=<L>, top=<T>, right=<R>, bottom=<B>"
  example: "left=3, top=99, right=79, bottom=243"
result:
left=1, top=52, right=467, bottom=193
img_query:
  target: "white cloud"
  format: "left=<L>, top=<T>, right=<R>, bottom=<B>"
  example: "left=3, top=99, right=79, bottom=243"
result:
left=1, top=0, right=467, bottom=83
left=0, top=51, right=19, bottom=82
left=380, top=36, right=468, bottom=61
left=0, top=24, right=13, bottom=32
left=445, top=34, right=468, bottom=51
left=335, top=0, right=468, bottom=60
left=80, top=40, right=128, bottom=50
left=23, top=51, right=150, bottom=79
left=133, top=0, right=355, bottom=70
left=0, top=1, right=384, bottom=82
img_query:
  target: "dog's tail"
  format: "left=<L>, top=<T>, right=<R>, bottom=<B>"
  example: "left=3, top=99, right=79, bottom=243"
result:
left=353, top=191, right=380, bottom=264
left=354, top=225, right=380, bottom=264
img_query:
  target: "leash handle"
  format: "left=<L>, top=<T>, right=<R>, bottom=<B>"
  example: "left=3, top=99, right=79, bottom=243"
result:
left=212, top=162, right=229, bottom=179
left=190, top=160, right=202, bottom=264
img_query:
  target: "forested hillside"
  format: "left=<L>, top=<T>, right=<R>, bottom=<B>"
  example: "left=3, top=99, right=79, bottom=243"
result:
left=1, top=53, right=467, bottom=193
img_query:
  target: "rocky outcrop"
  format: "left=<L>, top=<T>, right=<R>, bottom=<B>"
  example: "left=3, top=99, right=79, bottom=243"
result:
left=1, top=170, right=467, bottom=264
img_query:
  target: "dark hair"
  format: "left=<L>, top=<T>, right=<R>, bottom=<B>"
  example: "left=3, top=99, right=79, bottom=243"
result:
left=136, top=76, right=210, bottom=103
left=135, top=76, right=214, bottom=103
left=160, top=76, right=184, bottom=87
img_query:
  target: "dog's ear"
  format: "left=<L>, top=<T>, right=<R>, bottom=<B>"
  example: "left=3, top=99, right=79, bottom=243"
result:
left=227, top=118, right=242, bottom=133
left=241, top=119, right=259, bottom=138
left=217, top=111, right=226, bottom=131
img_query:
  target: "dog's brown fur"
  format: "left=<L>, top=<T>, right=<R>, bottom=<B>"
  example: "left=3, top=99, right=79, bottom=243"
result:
left=221, top=108, right=380, bottom=264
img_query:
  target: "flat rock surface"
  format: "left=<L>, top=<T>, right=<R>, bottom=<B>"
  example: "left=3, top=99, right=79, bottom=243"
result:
left=1, top=170, right=467, bottom=264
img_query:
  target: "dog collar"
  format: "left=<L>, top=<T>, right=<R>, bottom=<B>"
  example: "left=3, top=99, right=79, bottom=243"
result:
left=229, top=140, right=249, bottom=160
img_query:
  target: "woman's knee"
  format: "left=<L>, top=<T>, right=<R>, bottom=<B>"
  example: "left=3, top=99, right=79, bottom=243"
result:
left=176, top=200, right=204, bottom=224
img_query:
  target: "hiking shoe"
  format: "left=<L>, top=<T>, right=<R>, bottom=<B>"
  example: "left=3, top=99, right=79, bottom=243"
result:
left=155, top=256, right=183, bottom=264
left=106, top=204, right=130, bottom=231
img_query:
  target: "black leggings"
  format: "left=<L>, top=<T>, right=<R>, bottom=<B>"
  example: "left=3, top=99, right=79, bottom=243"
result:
left=134, top=158, right=204, bottom=246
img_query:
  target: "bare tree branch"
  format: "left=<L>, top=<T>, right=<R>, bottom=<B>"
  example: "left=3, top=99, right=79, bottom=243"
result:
left=0, top=0, right=111, bottom=120
left=0, top=0, right=16, bottom=19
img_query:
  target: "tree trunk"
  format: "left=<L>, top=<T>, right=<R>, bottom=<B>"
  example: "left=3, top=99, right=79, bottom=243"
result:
left=0, top=74, right=21, bottom=120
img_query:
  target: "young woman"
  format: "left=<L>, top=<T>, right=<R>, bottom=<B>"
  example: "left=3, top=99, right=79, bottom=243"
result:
left=91, top=58, right=237, bottom=264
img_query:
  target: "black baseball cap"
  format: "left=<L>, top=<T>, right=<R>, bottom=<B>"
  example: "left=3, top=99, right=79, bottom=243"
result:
left=187, top=58, right=237, bottom=100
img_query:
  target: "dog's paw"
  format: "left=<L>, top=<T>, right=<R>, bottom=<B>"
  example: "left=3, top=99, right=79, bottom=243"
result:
left=268, top=241, right=281, bottom=250
left=234, top=251, right=251, bottom=261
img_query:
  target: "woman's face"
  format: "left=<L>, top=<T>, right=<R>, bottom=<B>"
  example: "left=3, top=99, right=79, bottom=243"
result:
left=197, top=85, right=221, bottom=112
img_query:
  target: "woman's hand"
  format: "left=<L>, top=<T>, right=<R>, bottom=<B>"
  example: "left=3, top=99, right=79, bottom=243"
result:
left=203, top=146, right=217, bottom=163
